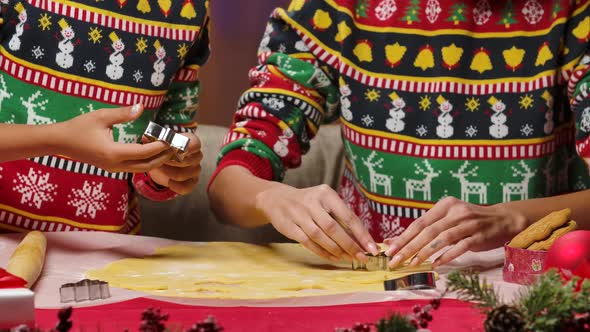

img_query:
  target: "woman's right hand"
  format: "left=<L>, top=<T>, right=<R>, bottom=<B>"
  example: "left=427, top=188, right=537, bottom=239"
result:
left=57, top=103, right=173, bottom=173
left=254, top=182, right=379, bottom=261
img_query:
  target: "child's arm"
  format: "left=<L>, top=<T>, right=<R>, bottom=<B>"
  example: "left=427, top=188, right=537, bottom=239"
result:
left=0, top=104, right=172, bottom=171
left=208, top=6, right=378, bottom=261
left=132, top=19, right=210, bottom=201
left=572, top=50, right=590, bottom=161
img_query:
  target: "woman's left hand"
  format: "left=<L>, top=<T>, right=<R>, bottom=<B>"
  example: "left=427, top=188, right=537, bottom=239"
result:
left=385, top=197, right=528, bottom=269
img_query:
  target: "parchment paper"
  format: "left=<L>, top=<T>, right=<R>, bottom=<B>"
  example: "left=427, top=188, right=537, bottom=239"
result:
left=0, top=232, right=523, bottom=309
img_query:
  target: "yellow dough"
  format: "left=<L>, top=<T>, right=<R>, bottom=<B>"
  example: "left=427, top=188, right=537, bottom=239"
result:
left=86, top=242, right=433, bottom=299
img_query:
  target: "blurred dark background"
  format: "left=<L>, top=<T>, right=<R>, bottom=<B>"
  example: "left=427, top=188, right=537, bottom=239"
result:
left=197, top=0, right=290, bottom=126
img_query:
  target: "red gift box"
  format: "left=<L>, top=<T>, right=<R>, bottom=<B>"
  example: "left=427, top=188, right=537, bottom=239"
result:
left=0, top=268, right=35, bottom=329
left=503, top=244, right=548, bottom=285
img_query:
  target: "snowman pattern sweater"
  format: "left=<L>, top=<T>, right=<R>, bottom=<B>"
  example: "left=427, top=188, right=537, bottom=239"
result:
left=215, top=0, right=590, bottom=242
left=0, top=0, right=209, bottom=233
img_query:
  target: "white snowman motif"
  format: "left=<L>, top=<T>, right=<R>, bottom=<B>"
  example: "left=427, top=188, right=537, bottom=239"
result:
left=273, top=128, right=294, bottom=158
left=258, top=24, right=274, bottom=54
left=488, top=96, right=509, bottom=139
left=106, top=32, right=125, bottom=81
left=9, top=3, right=27, bottom=51
left=385, top=92, right=406, bottom=133
left=542, top=92, right=555, bottom=135
left=339, top=78, right=353, bottom=121
left=55, top=19, right=75, bottom=69
left=580, top=107, right=590, bottom=133
left=436, top=95, right=454, bottom=138
left=151, top=40, right=166, bottom=87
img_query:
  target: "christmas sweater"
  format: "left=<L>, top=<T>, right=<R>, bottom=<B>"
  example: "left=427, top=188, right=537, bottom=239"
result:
left=215, top=0, right=590, bottom=242
left=0, top=0, right=209, bottom=234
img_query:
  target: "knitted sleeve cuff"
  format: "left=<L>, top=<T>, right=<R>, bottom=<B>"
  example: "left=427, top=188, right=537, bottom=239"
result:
left=207, top=149, right=274, bottom=192
left=132, top=173, right=178, bottom=201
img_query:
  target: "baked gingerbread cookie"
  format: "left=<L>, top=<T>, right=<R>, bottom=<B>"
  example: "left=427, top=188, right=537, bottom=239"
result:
left=508, top=208, right=571, bottom=249
left=527, top=220, right=577, bottom=251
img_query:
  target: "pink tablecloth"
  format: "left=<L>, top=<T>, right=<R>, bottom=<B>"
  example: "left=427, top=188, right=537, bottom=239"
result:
left=0, top=232, right=522, bottom=331
left=36, top=298, right=485, bottom=332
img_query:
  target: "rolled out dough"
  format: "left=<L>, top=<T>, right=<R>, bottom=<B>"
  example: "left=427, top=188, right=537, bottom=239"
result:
left=86, top=242, right=432, bottom=299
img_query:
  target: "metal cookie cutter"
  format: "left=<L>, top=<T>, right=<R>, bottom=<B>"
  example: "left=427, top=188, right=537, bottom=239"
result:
left=143, top=121, right=190, bottom=161
left=59, top=279, right=111, bottom=303
left=352, top=251, right=390, bottom=271
left=384, top=272, right=437, bottom=291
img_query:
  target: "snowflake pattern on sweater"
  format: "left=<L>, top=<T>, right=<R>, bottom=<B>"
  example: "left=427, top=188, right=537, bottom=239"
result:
left=0, top=0, right=210, bottom=233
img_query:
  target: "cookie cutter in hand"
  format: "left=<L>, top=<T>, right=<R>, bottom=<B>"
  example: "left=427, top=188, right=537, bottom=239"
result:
left=59, top=279, right=111, bottom=303
left=352, top=251, right=390, bottom=271
left=143, top=121, right=190, bottom=161
left=384, top=272, right=437, bottom=291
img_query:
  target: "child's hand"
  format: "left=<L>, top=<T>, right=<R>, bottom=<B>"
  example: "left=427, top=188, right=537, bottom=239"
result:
left=59, top=104, right=173, bottom=173
left=384, top=197, right=528, bottom=269
left=254, top=183, right=379, bottom=261
left=147, top=132, right=203, bottom=195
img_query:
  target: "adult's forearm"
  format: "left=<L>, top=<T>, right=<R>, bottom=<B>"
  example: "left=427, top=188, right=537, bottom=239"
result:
left=500, top=190, right=590, bottom=230
left=208, top=165, right=283, bottom=228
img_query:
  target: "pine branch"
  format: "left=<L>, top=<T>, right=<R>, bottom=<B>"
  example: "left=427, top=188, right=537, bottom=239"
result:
left=446, top=270, right=499, bottom=313
left=519, top=270, right=590, bottom=331
left=375, top=313, right=417, bottom=332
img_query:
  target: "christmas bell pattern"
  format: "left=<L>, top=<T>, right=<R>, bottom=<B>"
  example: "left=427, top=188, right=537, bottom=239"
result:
left=353, top=40, right=373, bottom=63
left=572, top=17, right=590, bottom=42
left=535, top=42, right=553, bottom=67
left=385, top=42, right=406, bottom=67
left=335, top=21, right=352, bottom=43
left=441, top=43, right=463, bottom=70
left=470, top=47, right=492, bottom=74
left=503, top=46, right=525, bottom=72
left=158, top=0, right=171, bottom=17
left=312, top=9, right=332, bottom=31
left=136, top=0, right=151, bottom=13
left=414, top=45, right=434, bottom=71
left=288, top=0, right=305, bottom=12
left=180, top=0, right=197, bottom=20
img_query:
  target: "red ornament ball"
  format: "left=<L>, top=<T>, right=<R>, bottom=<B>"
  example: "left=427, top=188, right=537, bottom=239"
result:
left=545, top=231, right=590, bottom=279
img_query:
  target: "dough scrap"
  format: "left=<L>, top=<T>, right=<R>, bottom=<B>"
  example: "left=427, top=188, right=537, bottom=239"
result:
left=86, top=242, right=432, bottom=299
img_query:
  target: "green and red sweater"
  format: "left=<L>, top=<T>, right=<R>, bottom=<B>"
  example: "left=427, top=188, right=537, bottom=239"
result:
left=0, top=0, right=209, bottom=233
left=215, top=0, right=590, bottom=242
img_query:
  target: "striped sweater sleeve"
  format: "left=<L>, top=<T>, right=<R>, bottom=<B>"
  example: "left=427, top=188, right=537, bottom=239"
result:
left=571, top=5, right=590, bottom=161
left=212, top=7, right=339, bottom=184
left=133, top=19, right=210, bottom=201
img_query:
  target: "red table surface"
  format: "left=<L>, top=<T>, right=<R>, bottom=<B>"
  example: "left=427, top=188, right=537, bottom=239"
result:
left=36, top=298, right=485, bottom=332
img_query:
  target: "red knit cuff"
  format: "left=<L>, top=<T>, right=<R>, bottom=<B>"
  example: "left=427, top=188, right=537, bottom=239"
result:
left=207, top=149, right=274, bottom=192
left=132, top=173, right=178, bottom=201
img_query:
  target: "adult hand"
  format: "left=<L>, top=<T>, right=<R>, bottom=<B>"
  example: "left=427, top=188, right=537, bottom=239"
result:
left=60, top=103, right=173, bottom=173
left=254, top=183, right=379, bottom=261
left=384, top=197, right=528, bottom=269
left=147, top=132, right=202, bottom=195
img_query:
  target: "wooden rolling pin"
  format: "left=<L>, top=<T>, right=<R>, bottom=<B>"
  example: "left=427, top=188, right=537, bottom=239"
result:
left=6, top=231, right=47, bottom=288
